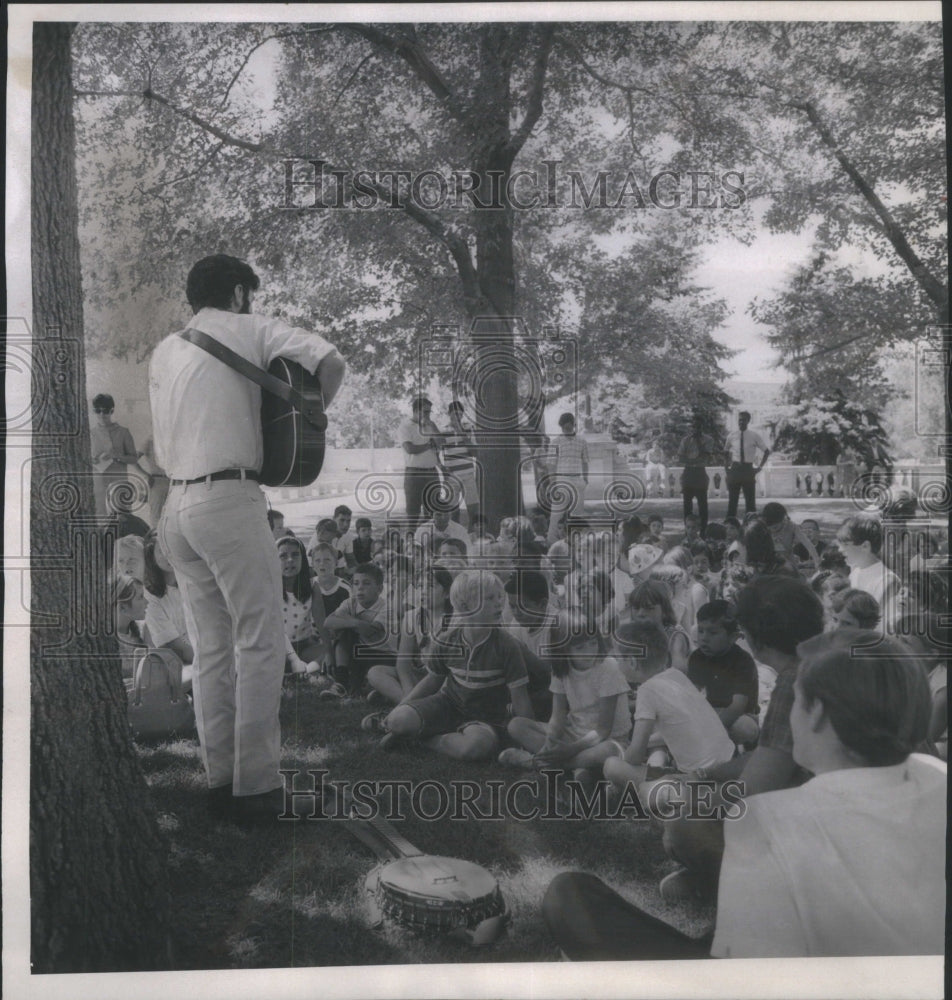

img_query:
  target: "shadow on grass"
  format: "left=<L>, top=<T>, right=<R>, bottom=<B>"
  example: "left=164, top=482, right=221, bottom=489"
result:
left=139, top=683, right=714, bottom=969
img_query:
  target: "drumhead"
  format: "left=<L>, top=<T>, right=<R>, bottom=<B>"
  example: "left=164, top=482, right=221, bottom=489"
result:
left=378, top=855, right=498, bottom=903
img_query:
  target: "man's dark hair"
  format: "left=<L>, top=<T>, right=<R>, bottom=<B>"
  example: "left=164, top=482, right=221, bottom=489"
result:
left=352, top=562, right=384, bottom=588
left=558, top=412, right=575, bottom=427
left=186, top=254, right=260, bottom=312
left=734, top=576, right=824, bottom=655
left=504, top=568, right=550, bottom=606
left=334, top=505, right=352, bottom=518
left=92, top=393, right=115, bottom=411
left=739, top=410, right=751, bottom=421
left=796, top=632, right=931, bottom=767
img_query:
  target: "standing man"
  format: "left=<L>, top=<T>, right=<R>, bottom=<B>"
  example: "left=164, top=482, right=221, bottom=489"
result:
left=441, top=400, right=480, bottom=528
left=724, top=410, right=770, bottom=519
left=149, top=254, right=345, bottom=823
left=398, top=396, right=442, bottom=532
left=90, top=393, right=142, bottom=518
left=547, top=413, right=589, bottom=544
left=677, top=414, right=718, bottom=534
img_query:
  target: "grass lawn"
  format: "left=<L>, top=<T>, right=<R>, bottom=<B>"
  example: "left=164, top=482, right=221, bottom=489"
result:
left=140, top=683, right=715, bottom=970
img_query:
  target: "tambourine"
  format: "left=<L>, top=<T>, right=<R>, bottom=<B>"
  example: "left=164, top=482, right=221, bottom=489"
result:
left=324, top=784, right=509, bottom=946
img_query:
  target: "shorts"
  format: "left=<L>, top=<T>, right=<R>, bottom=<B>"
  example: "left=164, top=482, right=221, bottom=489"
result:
left=405, top=689, right=506, bottom=742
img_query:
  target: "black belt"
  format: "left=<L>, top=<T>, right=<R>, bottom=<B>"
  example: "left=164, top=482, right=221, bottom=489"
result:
left=170, top=469, right=259, bottom=486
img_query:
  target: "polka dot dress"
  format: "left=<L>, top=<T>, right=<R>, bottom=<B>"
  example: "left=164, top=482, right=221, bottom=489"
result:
left=283, top=592, right=314, bottom=644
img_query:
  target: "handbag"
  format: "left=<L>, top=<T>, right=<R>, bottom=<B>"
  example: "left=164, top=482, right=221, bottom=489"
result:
left=127, top=647, right=195, bottom=742
left=179, top=328, right=327, bottom=487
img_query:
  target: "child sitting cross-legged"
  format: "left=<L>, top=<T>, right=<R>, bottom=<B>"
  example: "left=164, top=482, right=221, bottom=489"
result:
left=380, top=570, right=533, bottom=761
left=604, top=617, right=736, bottom=802
left=687, top=600, right=760, bottom=747
left=500, top=611, right=630, bottom=792
left=277, top=535, right=328, bottom=683
left=361, top=566, right=454, bottom=726
left=321, top=562, right=398, bottom=699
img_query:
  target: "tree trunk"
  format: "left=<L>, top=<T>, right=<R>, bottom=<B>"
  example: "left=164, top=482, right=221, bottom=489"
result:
left=30, top=22, right=172, bottom=973
left=467, top=28, right=526, bottom=532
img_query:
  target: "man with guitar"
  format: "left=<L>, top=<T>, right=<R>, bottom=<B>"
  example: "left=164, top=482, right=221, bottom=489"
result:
left=149, top=254, right=345, bottom=824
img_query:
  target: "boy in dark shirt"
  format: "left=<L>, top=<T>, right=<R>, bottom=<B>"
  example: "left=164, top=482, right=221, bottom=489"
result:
left=352, top=517, right=374, bottom=565
left=687, top=600, right=759, bottom=746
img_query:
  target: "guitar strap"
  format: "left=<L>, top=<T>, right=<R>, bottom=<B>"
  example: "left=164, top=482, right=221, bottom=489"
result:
left=179, top=328, right=327, bottom=430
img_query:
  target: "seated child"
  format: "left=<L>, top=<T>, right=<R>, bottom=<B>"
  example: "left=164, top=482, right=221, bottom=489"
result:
left=829, top=587, right=881, bottom=631
left=114, top=572, right=147, bottom=685
left=687, top=600, right=760, bottom=746
left=604, top=618, right=736, bottom=799
left=680, top=513, right=701, bottom=549
left=437, top=536, right=468, bottom=562
left=352, top=517, right=374, bottom=566
left=501, top=611, right=630, bottom=790
left=363, top=566, right=454, bottom=722
left=625, top=579, right=691, bottom=672
left=381, top=570, right=534, bottom=761
left=322, top=562, right=398, bottom=698
left=277, top=535, right=326, bottom=679
left=723, top=517, right=745, bottom=565
left=646, top=514, right=668, bottom=552
left=504, top=569, right=558, bottom=717
left=142, top=535, right=194, bottom=689
left=762, top=502, right=819, bottom=571
left=307, top=517, right=346, bottom=575
left=792, top=517, right=826, bottom=566
left=311, top=542, right=352, bottom=617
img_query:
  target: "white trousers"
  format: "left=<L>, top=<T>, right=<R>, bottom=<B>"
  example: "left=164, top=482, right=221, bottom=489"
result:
left=159, top=477, right=284, bottom=795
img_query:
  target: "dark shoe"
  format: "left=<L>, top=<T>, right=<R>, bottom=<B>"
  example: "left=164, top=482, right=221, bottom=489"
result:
left=231, top=787, right=298, bottom=827
left=207, top=783, right=234, bottom=821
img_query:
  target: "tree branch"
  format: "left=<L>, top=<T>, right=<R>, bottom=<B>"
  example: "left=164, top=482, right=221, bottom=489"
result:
left=345, top=24, right=469, bottom=123
left=788, top=98, right=948, bottom=314
left=505, top=25, right=556, bottom=160
left=217, top=28, right=335, bottom=111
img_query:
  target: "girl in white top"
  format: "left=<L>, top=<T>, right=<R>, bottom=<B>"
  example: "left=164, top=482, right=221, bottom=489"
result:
left=502, top=612, right=631, bottom=786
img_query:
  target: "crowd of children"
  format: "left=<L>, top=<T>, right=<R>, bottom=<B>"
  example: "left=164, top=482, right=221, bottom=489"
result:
left=111, top=497, right=948, bottom=956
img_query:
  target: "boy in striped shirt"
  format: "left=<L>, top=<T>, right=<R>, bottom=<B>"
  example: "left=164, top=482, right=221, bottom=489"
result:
left=441, top=400, right=480, bottom=528
left=382, top=570, right=535, bottom=760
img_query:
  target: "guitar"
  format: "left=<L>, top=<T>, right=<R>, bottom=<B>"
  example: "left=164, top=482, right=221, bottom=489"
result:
left=179, top=329, right=328, bottom=488
left=259, top=357, right=326, bottom=488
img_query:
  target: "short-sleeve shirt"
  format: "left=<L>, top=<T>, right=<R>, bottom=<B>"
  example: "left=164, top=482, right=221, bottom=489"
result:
left=316, top=578, right=351, bottom=616
left=398, top=416, right=438, bottom=469
left=634, top=667, right=736, bottom=772
left=549, top=656, right=631, bottom=743
left=91, top=422, right=137, bottom=474
left=331, top=594, right=398, bottom=653
left=426, top=626, right=529, bottom=724
left=145, top=586, right=189, bottom=648
left=725, top=428, right=769, bottom=466
left=688, top=644, right=760, bottom=715
left=442, top=428, right=476, bottom=478
left=553, top=434, right=589, bottom=478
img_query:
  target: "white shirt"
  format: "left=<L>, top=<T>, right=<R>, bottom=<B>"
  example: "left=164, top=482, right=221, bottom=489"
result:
left=850, top=560, right=900, bottom=609
left=634, top=667, right=736, bottom=772
left=398, top=416, right=439, bottom=469
left=725, top=427, right=769, bottom=465
left=712, top=755, right=947, bottom=958
left=149, top=308, right=335, bottom=479
left=550, top=656, right=631, bottom=743
left=144, top=586, right=189, bottom=648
